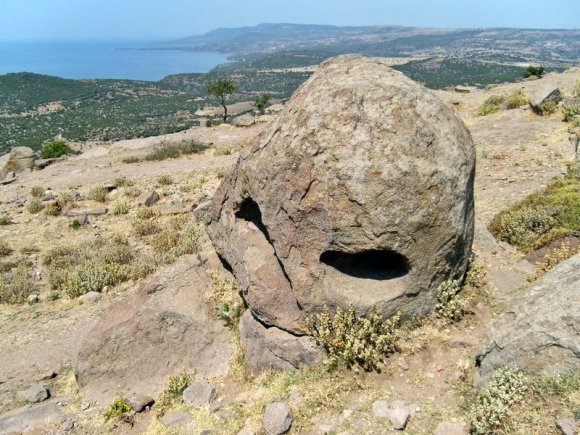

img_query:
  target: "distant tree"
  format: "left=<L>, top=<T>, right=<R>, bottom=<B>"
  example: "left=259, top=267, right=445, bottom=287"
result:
left=524, top=65, right=545, bottom=79
left=206, top=79, right=236, bottom=122
left=253, top=92, right=272, bottom=115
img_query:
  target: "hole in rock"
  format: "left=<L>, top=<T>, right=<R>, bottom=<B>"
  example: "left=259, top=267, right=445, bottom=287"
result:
left=235, top=197, right=270, bottom=241
left=217, top=254, right=234, bottom=273
left=320, top=250, right=410, bottom=280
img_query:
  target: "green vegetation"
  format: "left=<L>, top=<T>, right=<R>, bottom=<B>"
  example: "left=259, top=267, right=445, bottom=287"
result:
left=307, top=305, right=399, bottom=371
left=524, top=65, right=545, bottom=78
left=206, top=79, right=237, bottom=121
left=138, top=140, right=210, bottom=162
left=536, top=100, right=558, bottom=115
left=155, top=371, right=195, bottom=417
left=0, top=261, right=36, bottom=304
left=435, top=279, right=468, bottom=322
left=506, top=89, right=528, bottom=109
left=39, top=140, right=72, bottom=159
left=26, top=200, right=44, bottom=214
left=87, top=186, right=108, bottom=203
left=489, top=169, right=579, bottom=251
left=253, top=92, right=271, bottom=114
left=112, top=202, right=129, bottom=215
left=156, top=174, right=173, bottom=186
left=0, top=240, right=13, bottom=257
left=562, top=101, right=580, bottom=122
left=0, top=215, right=11, bottom=225
left=466, top=367, right=529, bottom=434
left=103, top=396, right=132, bottom=421
left=207, top=270, right=243, bottom=327
left=477, top=95, right=505, bottom=116
left=30, top=186, right=44, bottom=198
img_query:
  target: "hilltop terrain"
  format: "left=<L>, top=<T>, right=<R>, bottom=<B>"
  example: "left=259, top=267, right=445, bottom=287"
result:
left=0, top=63, right=578, bottom=434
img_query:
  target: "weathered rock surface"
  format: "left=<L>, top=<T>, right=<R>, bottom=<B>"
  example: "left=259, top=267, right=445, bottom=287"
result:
left=161, top=410, right=193, bottom=427
left=263, top=402, right=292, bottom=435
left=476, top=254, right=580, bottom=383
left=74, top=254, right=231, bottom=404
left=0, top=400, right=62, bottom=434
left=66, top=207, right=108, bottom=217
left=138, top=190, right=160, bottom=207
left=529, top=87, right=563, bottom=111
left=556, top=418, right=576, bottom=435
left=434, top=421, right=468, bottom=435
left=182, top=380, right=216, bottom=408
left=239, top=310, right=323, bottom=373
left=127, top=393, right=154, bottom=412
left=0, top=147, right=36, bottom=180
left=233, top=113, right=256, bottom=127
left=19, top=383, right=49, bottom=403
left=208, top=55, right=475, bottom=365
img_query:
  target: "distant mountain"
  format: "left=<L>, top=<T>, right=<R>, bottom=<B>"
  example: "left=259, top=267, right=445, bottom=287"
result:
left=167, top=23, right=580, bottom=66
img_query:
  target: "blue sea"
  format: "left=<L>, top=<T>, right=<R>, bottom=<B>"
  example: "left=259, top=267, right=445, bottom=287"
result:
left=0, top=40, right=229, bottom=81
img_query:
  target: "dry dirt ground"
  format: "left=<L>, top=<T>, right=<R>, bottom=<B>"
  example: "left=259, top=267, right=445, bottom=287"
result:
left=0, top=68, right=578, bottom=434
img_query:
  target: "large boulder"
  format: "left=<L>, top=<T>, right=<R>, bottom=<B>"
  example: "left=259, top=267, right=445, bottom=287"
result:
left=476, top=254, right=580, bottom=384
left=208, top=55, right=475, bottom=366
left=0, top=146, right=36, bottom=180
left=74, top=254, right=231, bottom=404
left=529, top=87, right=562, bottom=112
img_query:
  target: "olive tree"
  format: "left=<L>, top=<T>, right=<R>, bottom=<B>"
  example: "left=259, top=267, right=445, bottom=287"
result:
left=253, top=92, right=271, bottom=115
left=206, top=79, right=236, bottom=122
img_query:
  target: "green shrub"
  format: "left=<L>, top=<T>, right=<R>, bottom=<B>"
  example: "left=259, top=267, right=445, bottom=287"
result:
left=123, top=186, right=141, bottom=198
left=148, top=219, right=200, bottom=264
left=535, top=100, right=558, bottom=116
left=61, top=261, right=131, bottom=298
left=113, top=176, right=131, bottom=188
left=0, top=263, right=36, bottom=304
left=468, top=367, right=529, bottom=434
left=435, top=279, right=468, bottom=322
left=307, top=305, right=399, bottom=371
left=103, top=396, right=132, bottom=421
left=122, top=156, right=142, bottom=164
left=562, top=102, right=580, bottom=122
left=506, top=89, right=528, bottom=109
left=477, top=95, right=505, bottom=116
left=0, top=215, right=11, bottom=225
left=27, top=200, right=44, bottom=214
left=156, top=371, right=195, bottom=417
left=88, top=186, right=108, bottom=203
left=112, top=202, right=129, bottom=216
left=524, top=65, right=545, bottom=79
left=0, top=240, right=12, bottom=257
left=157, top=174, right=173, bottom=186
left=491, top=206, right=556, bottom=248
left=136, top=207, right=157, bottom=220
left=573, top=79, right=580, bottom=98
left=39, top=140, right=72, bottom=159
left=69, top=219, right=81, bottom=230
left=132, top=218, right=161, bottom=237
left=44, top=203, right=61, bottom=216
left=30, top=186, right=44, bottom=198
left=144, top=140, right=210, bottom=162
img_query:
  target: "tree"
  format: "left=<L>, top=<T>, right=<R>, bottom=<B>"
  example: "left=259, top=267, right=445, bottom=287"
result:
left=524, top=65, right=545, bottom=79
left=206, top=79, right=236, bottom=122
left=253, top=92, right=271, bottom=115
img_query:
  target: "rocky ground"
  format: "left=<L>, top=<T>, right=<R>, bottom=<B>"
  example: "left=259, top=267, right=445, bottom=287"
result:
left=0, top=67, right=578, bottom=434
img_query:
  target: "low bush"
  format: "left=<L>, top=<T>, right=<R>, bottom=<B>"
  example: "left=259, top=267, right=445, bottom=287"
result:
left=135, top=207, right=157, bottom=220
left=39, top=140, right=72, bottom=159
left=87, top=186, right=108, bottom=203
left=435, top=279, right=468, bottom=322
left=157, top=174, right=173, bottom=186
left=0, top=215, right=11, bottom=225
left=506, top=89, right=528, bottom=109
left=537, top=100, right=558, bottom=115
left=44, top=203, right=61, bottom=216
left=112, top=202, right=129, bottom=216
left=30, top=186, right=44, bottom=198
left=144, top=140, right=210, bottom=162
left=0, top=240, right=12, bottom=257
left=207, top=270, right=243, bottom=327
left=155, top=371, right=195, bottom=417
left=123, top=186, right=141, bottom=198
left=132, top=218, right=161, bottom=237
left=27, top=200, right=44, bottom=214
left=0, top=263, right=36, bottom=304
left=103, top=396, right=132, bottom=421
left=562, top=101, right=580, bottom=122
left=477, top=95, right=505, bottom=116
left=307, top=305, right=399, bottom=371
left=113, top=176, right=131, bottom=188
left=122, top=156, right=141, bottom=164
left=492, top=207, right=556, bottom=248
left=148, top=218, right=201, bottom=264
left=524, top=65, right=545, bottom=79
left=467, top=367, right=529, bottom=434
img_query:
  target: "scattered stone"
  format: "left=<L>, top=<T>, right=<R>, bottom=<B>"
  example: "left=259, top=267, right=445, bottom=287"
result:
left=193, top=200, right=211, bottom=218
left=137, top=190, right=160, bottom=207
left=477, top=254, right=580, bottom=383
left=59, top=418, right=75, bottom=432
left=66, top=207, right=108, bottom=217
left=455, top=85, right=471, bottom=93
left=556, top=417, right=576, bottom=435
left=239, top=310, right=323, bottom=373
left=0, top=400, right=62, bottom=434
left=42, top=190, right=55, bottom=201
left=76, top=214, right=90, bottom=225
left=161, top=411, right=193, bottom=427
left=372, top=400, right=389, bottom=418
left=434, top=421, right=467, bottom=435
left=19, top=383, right=49, bottom=403
left=233, top=113, right=256, bottom=127
left=127, top=394, right=154, bottom=412
left=103, top=182, right=116, bottom=191
left=529, top=87, right=562, bottom=112
left=80, top=401, right=91, bottom=411
left=263, top=402, right=292, bottom=435
left=208, top=55, right=475, bottom=365
left=388, top=407, right=410, bottom=430
left=182, top=380, right=216, bottom=408
left=82, top=291, right=102, bottom=303
left=397, top=359, right=410, bottom=371
left=27, top=294, right=39, bottom=304
left=34, top=158, right=60, bottom=169
left=1, top=172, right=16, bottom=185
left=35, top=370, right=57, bottom=381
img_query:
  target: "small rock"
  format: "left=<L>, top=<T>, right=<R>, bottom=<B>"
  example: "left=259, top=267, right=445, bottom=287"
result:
left=82, top=291, right=101, bottom=303
left=454, top=85, right=471, bottom=93
left=388, top=407, right=410, bottom=430
left=127, top=394, right=154, bottom=412
left=397, top=359, right=410, bottom=371
left=556, top=418, right=576, bottom=435
left=19, top=383, right=49, bottom=403
left=137, top=191, right=160, bottom=207
left=27, top=294, right=39, bottom=304
left=193, top=200, right=211, bottom=218
left=434, top=421, right=467, bottom=435
left=182, top=380, right=216, bottom=408
left=59, top=418, right=75, bottom=432
left=233, top=113, right=256, bottom=127
left=161, top=411, right=192, bottom=427
left=66, top=207, right=107, bottom=217
left=103, top=182, right=116, bottom=191
left=200, top=430, right=214, bottom=435
left=35, top=370, right=57, bottom=382
left=263, top=402, right=292, bottom=435
left=371, top=400, right=389, bottom=418
left=80, top=401, right=91, bottom=411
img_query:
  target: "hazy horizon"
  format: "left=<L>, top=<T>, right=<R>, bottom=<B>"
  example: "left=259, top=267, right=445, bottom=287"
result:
left=0, top=0, right=578, bottom=41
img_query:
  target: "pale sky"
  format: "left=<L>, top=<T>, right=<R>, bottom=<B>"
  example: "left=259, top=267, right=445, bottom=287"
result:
left=0, top=0, right=578, bottom=41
